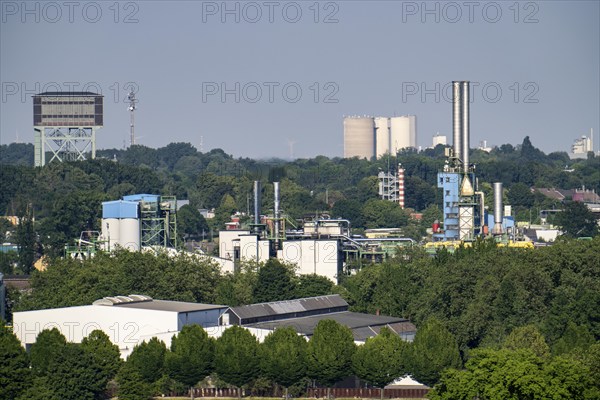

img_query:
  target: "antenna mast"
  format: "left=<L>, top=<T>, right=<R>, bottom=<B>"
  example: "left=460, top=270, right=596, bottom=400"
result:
left=127, top=91, right=138, bottom=146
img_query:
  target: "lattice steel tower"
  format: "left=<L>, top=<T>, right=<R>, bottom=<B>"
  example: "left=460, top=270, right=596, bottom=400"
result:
left=33, top=92, right=103, bottom=167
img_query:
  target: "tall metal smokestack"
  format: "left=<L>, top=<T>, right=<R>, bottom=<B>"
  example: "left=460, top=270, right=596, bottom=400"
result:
left=461, top=81, right=470, bottom=171
left=493, top=182, right=504, bottom=234
left=253, top=181, right=261, bottom=226
left=452, top=81, right=463, bottom=162
left=273, top=182, right=280, bottom=240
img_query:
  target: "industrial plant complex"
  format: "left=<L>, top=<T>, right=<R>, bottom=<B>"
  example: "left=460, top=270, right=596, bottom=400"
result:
left=38, top=81, right=594, bottom=285
left=7, top=81, right=596, bottom=368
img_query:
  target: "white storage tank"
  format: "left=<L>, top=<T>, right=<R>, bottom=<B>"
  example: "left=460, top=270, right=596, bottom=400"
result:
left=343, top=116, right=375, bottom=159
left=408, top=115, right=417, bottom=148
left=374, top=117, right=390, bottom=157
left=119, top=218, right=141, bottom=251
left=101, top=218, right=121, bottom=251
left=390, top=116, right=411, bottom=153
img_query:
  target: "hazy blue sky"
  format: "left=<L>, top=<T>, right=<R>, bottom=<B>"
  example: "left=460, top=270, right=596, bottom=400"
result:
left=1, top=1, right=599, bottom=159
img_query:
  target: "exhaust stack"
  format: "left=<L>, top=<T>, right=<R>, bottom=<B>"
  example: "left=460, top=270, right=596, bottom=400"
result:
left=461, top=81, right=470, bottom=171
left=253, top=181, right=261, bottom=227
left=492, top=182, right=504, bottom=234
left=452, top=81, right=470, bottom=171
left=273, top=182, right=280, bottom=240
left=452, top=81, right=463, bottom=163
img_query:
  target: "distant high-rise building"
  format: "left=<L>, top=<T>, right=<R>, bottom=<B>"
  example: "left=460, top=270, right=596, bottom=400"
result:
left=432, top=133, right=447, bottom=147
left=344, top=115, right=416, bottom=159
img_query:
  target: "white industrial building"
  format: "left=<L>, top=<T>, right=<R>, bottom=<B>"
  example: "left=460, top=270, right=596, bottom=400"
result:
left=12, top=295, right=229, bottom=358
left=344, top=115, right=417, bottom=159
left=13, top=294, right=416, bottom=358
left=570, top=133, right=593, bottom=159
left=218, top=230, right=340, bottom=283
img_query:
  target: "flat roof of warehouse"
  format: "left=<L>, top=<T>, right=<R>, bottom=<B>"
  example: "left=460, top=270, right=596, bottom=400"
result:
left=109, top=300, right=227, bottom=313
left=230, top=294, right=348, bottom=320
left=245, top=311, right=416, bottom=340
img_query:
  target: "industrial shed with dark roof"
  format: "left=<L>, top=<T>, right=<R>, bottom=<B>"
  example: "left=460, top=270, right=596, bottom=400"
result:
left=227, top=295, right=416, bottom=342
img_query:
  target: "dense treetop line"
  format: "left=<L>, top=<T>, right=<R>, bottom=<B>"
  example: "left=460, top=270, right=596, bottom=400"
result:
left=8, top=238, right=600, bottom=352
left=3, top=320, right=598, bottom=400
left=1, top=137, right=598, bottom=269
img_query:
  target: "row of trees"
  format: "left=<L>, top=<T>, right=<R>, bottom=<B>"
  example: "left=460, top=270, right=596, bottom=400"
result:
left=0, top=325, right=121, bottom=400
left=342, top=238, right=600, bottom=351
left=10, top=253, right=334, bottom=317
left=3, top=317, right=597, bottom=400
left=0, top=316, right=460, bottom=400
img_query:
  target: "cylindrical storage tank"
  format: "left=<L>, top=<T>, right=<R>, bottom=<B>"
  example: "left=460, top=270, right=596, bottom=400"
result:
left=102, top=218, right=120, bottom=251
left=120, top=218, right=141, bottom=251
left=374, top=117, right=390, bottom=157
left=452, top=81, right=463, bottom=161
left=408, top=115, right=417, bottom=148
left=493, top=182, right=503, bottom=234
left=461, top=81, right=470, bottom=171
left=390, top=117, right=411, bottom=153
left=343, top=117, right=375, bottom=159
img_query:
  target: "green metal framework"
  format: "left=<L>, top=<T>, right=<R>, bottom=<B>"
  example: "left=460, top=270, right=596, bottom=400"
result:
left=140, top=196, right=177, bottom=248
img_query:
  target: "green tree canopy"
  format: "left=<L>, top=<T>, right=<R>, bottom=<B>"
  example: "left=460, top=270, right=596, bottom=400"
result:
left=260, top=327, right=308, bottom=397
left=503, top=325, right=550, bottom=358
left=253, top=259, right=296, bottom=303
left=555, top=201, right=599, bottom=238
left=80, top=329, right=122, bottom=391
left=0, top=323, right=31, bottom=400
left=165, top=324, right=215, bottom=387
left=405, top=318, right=461, bottom=387
left=552, top=321, right=595, bottom=357
left=295, top=274, right=335, bottom=299
left=429, top=348, right=594, bottom=400
left=352, top=327, right=407, bottom=397
left=214, top=325, right=260, bottom=390
left=117, top=362, right=154, bottom=400
left=29, top=327, right=67, bottom=376
left=43, top=343, right=102, bottom=400
left=508, top=182, right=535, bottom=208
left=127, top=337, right=167, bottom=384
left=260, top=326, right=308, bottom=396
left=307, top=319, right=356, bottom=387
left=177, top=204, right=209, bottom=239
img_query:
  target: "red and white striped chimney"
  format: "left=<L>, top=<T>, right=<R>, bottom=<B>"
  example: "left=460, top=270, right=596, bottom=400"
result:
left=398, top=164, right=405, bottom=209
